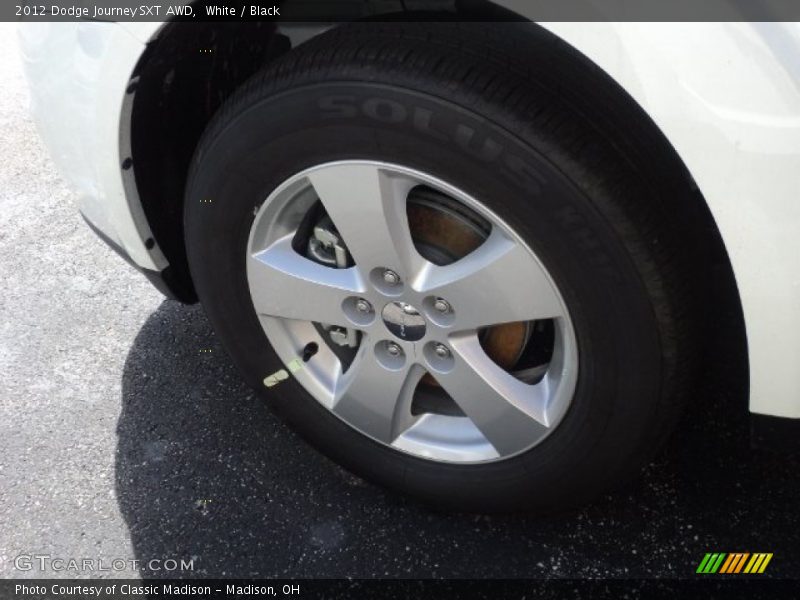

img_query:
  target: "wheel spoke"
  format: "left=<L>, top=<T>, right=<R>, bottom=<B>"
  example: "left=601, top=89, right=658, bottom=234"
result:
left=307, top=163, right=423, bottom=277
left=332, top=346, right=424, bottom=443
left=433, top=333, right=550, bottom=456
left=415, top=228, right=565, bottom=330
left=248, top=234, right=364, bottom=327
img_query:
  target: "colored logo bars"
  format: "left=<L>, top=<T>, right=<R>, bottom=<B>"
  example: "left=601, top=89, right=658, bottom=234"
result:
left=696, top=553, right=773, bottom=574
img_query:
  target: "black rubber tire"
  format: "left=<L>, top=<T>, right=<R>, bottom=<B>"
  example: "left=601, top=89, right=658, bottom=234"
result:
left=184, top=22, right=698, bottom=513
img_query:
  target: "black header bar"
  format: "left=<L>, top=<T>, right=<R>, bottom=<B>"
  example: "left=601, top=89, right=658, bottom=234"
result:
left=8, top=0, right=800, bottom=23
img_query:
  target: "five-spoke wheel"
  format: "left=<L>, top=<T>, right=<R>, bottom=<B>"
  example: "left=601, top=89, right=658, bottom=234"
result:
left=247, top=162, right=577, bottom=462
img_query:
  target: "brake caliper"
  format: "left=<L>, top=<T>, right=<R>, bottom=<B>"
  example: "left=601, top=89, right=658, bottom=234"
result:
left=307, top=216, right=358, bottom=347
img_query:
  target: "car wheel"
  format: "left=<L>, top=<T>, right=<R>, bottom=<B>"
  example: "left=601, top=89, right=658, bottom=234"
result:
left=184, top=22, right=696, bottom=512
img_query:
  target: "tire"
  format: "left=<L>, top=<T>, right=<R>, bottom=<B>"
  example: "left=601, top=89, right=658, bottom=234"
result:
left=184, top=22, right=697, bottom=512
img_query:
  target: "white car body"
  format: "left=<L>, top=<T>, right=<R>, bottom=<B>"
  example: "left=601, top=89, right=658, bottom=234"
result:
left=19, top=18, right=800, bottom=420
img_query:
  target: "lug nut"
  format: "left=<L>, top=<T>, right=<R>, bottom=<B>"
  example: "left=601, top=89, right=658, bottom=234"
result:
left=382, top=269, right=401, bottom=285
left=433, top=298, right=451, bottom=314
left=433, top=343, right=451, bottom=359
left=386, top=342, right=403, bottom=357
left=355, top=298, right=372, bottom=314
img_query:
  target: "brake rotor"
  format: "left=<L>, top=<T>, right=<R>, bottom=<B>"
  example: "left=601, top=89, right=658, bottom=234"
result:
left=407, top=188, right=528, bottom=382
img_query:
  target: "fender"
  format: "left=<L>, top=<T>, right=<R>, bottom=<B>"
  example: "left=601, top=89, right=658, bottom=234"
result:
left=519, top=21, right=800, bottom=418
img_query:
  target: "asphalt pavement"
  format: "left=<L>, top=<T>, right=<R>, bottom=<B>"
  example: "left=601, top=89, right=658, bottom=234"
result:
left=1, top=23, right=799, bottom=580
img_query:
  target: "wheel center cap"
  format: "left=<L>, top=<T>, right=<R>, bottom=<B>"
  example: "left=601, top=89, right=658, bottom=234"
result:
left=382, top=301, right=426, bottom=341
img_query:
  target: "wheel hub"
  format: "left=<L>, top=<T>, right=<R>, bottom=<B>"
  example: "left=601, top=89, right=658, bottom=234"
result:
left=382, top=301, right=426, bottom=341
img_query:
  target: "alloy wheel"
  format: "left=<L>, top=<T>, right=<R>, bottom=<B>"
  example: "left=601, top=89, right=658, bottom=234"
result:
left=246, top=161, right=578, bottom=463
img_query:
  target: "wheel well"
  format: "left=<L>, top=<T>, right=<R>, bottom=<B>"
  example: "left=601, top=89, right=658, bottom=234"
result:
left=129, top=4, right=741, bottom=339
left=130, top=21, right=288, bottom=302
left=129, top=1, right=521, bottom=303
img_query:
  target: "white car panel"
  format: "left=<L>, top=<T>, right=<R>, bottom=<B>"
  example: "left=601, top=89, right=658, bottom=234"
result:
left=17, top=22, right=166, bottom=271
left=532, top=22, right=800, bottom=418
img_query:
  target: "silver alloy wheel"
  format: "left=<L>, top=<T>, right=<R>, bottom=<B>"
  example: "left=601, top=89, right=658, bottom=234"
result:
left=246, top=161, right=578, bottom=463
